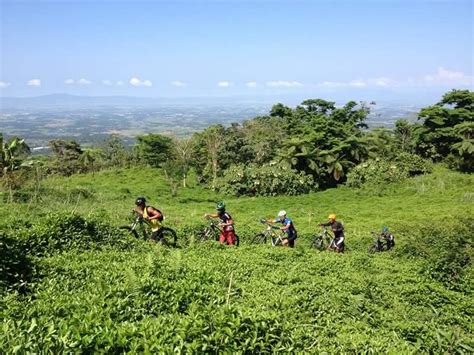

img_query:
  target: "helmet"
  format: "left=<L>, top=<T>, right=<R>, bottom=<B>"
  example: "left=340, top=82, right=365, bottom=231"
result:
left=328, top=214, right=336, bottom=221
left=135, top=197, right=146, bottom=206
left=216, top=201, right=225, bottom=211
left=278, top=210, right=287, bottom=217
left=382, top=226, right=389, bottom=233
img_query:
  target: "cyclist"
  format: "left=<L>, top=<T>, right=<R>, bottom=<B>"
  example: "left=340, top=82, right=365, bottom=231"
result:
left=381, top=226, right=395, bottom=250
left=204, top=201, right=237, bottom=245
left=133, top=197, right=164, bottom=241
left=268, top=210, right=297, bottom=248
left=319, top=214, right=344, bottom=252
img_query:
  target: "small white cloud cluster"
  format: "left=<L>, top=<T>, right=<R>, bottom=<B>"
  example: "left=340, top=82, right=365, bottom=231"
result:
left=27, top=79, right=41, bottom=87
left=130, top=77, right=152, bottom=87
left=265, top=80, right=303, bottom=87
left=217, top=81, right=231, bottom=87
left=0, top=81, right=11, bottom=88
left=65, top=78, right=92, bottom=85
left=171, top=80, right=187, bottom=87
left=424, top=67, right=472, bottom=86
left=101, top=80, right=125, bottom=86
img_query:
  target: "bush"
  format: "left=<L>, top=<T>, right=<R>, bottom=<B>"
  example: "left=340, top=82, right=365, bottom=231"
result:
left=346, top=154, right=432, bottom=188
left=395, top=217, right=473, bottom=290
left=215, top=163, right=315, bottom=196
left=394, top=153, right=433, bottom=176
left=0, top=233, right=33, bottom=292
left=7, top=213, right=139, bottom=258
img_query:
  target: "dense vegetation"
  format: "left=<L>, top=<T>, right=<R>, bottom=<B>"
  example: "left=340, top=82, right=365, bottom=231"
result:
left=1, top=164, right=473, bottom=352
left=2, top=90, right=472, bottom=200
left=1, top=89, right=473, bottom=352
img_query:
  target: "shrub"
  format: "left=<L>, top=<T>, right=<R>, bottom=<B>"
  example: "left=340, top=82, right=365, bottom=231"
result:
left=215, top=163, right=315, bottom=196
left=346, top=154, right=432, bottom=188
left=395, top=217, right=473, bottom=290
left=394, top=152, right=433, bottom=176
left=9, top=213, right=138, bottom=258
left=0, top=233, right=33, bottom=292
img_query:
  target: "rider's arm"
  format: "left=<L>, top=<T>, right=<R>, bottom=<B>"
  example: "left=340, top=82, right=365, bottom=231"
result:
left=223, top=217, right=234, bottom=226
left=280, top=222, right=291, bottom=231
left=204, top=213, right=219, bottom=218
left=145, top=207, right=162, bottom=221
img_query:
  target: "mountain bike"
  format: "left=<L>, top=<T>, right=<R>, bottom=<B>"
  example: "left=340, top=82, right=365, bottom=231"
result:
left=251, top=219, right=285, bottom=246
left=119, top=210, right=177, bottom=247
left=368, top=231, right=393, bottom=253
left=311, top=226, right=333, bottom=250
left=199, top=218, right=240, bottom=246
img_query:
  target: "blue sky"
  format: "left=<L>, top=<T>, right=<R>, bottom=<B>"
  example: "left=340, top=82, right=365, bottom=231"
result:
left=0, top=0, right=472, bottom=99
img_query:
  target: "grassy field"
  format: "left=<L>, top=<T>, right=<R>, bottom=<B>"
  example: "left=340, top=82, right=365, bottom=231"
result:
left=1, top=166, right=473, bottom=352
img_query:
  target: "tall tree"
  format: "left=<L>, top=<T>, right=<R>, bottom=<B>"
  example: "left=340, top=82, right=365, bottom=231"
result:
left=49, top=139, right=83, bottom=176
left=134, top=133, right=173, bottom=168
left=415, top=89, right=474, bottom=162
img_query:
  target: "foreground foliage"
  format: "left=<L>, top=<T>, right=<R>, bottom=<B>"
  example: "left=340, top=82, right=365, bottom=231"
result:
left=1, top=165, right=473, bottom=352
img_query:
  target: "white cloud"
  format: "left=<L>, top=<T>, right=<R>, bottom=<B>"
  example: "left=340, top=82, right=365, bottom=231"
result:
left=77, top=78, right=92, bottom=85
left=319, top=78, right=393, bottom=88
left=217, top=81, right=231, bottom=87
left=116, top=81, right=124, bottom=86
left=0, top=81, right=11, bottom=88
left=27, top=79, right=41, bottom=87
left=265, top=80, right=303, bottom=87
left=102, top=80, right=113, bottom=86
left=65, top=79, right=75, bottom=85
left=130, top=77, right=152, bottom=87
left=319, top=81, right=345, bottom=87
left=348, top=79, right=367, bottom=87
left=423, top=67, right=472, bottom=86
left=371, top=77, right=392, bottom=87
left=245, top=81, right=258, bottom=88
left=171, top=80, right=187, bottom=87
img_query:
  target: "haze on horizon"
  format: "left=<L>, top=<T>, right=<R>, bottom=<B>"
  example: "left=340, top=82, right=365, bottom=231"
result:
left=0, top=0, right=472, bottom=102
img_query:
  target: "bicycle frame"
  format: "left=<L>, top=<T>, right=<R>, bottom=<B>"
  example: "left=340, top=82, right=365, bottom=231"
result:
left=259, top=221, right=286, bottom=246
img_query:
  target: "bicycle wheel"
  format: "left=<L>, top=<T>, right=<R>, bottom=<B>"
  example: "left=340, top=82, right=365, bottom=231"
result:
left=199, top=227, right=216, bottom=242
left=119, top=226, right=139, bottom=239
left=251, top=233, right=267, bottom=244
left=311, top=235, right=325, bottom=250
left=158, top=227, right=177, bottom=247
left=368, top=245, right=378, bottom=253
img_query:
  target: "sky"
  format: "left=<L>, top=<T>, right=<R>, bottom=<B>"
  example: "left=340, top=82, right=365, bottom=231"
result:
left=0, top=0, right=473, bottom=100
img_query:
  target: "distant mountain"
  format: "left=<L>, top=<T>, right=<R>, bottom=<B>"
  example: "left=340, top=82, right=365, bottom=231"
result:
left=0, top=94, right=166, bottom=109
left=0, top=93, right=281, bottom=109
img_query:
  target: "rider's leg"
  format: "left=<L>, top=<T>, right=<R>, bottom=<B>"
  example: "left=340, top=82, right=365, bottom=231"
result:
left=336, top=237, right=344, bottom=252
left=219, top=232, right=226, bottom=244
left=227, top=231, right=236, bottom=245
left=287, top=235, right=296, bottom=248
left=150, top=230, right=160, bottom=241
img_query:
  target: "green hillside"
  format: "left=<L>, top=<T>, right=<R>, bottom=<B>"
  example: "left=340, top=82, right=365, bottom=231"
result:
left=1, top=166, right=473, bottom=352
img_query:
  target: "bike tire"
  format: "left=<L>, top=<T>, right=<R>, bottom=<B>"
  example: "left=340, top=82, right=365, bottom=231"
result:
left=158, top=227, right=177, bottom=247
left=311, top=235, right=325, bottom=250
left=368, top=245, right=378, bottom=254
left=119, top=226, right=139, bottom=239
left=199, top=227, right=216, bottom=242
left=251, top=233, right=267, bottom=244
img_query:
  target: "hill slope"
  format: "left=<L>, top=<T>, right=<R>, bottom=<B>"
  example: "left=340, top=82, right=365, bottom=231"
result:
left=1, top=166, right=473, bottom=352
